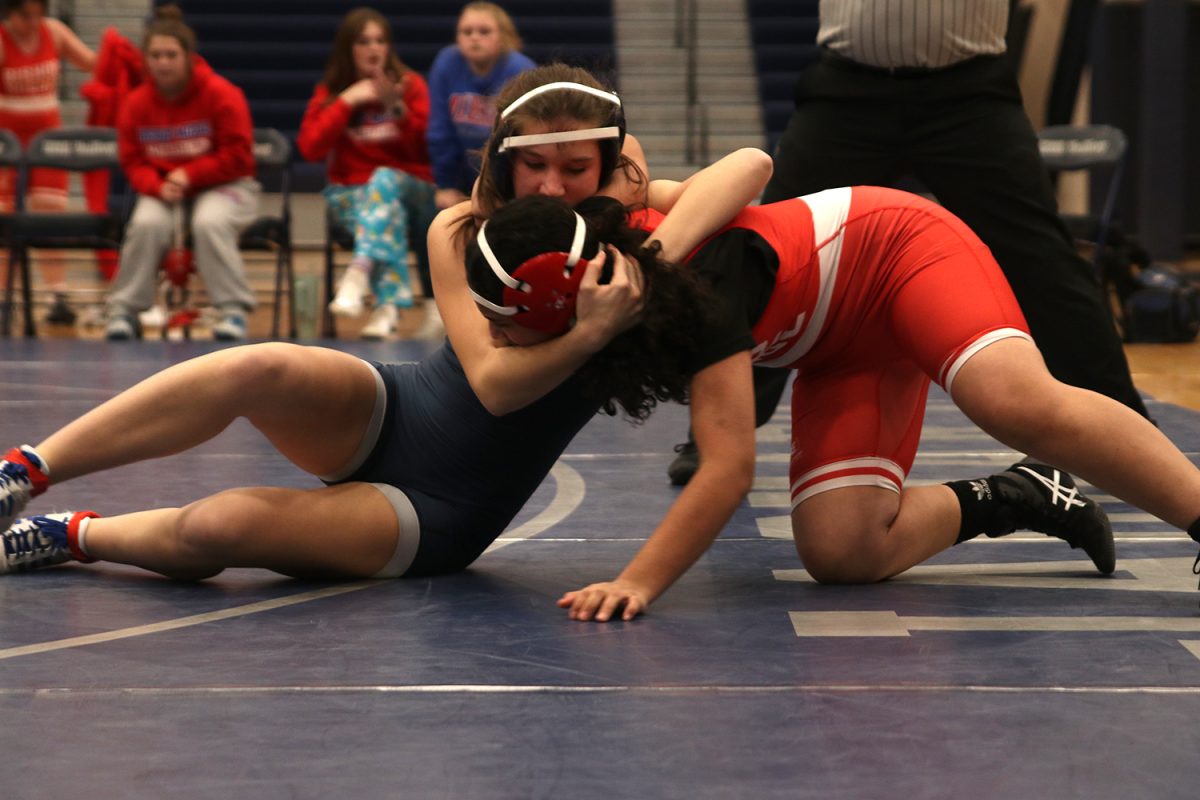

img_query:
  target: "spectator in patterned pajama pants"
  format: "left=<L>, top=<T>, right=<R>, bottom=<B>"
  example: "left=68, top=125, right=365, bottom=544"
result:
left=298, top=7, right=437, bottom=340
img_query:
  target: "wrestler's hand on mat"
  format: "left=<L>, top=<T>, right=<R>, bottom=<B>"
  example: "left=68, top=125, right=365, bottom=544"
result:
left=557, top=580, right=649, bottom=622
left=573, top=247, right=645, bottom=345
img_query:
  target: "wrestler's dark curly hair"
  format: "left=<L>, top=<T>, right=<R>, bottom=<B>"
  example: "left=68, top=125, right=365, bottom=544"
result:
left=465, top=195, right=719, bottom=422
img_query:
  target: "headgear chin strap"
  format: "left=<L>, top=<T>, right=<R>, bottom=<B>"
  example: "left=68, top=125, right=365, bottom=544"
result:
left=470, top=210, right=590, bottom=334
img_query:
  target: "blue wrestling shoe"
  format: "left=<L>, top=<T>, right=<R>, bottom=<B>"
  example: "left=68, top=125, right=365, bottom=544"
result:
left=0, top=445, right=48, bottom=533
left=991, top=462, right=1115, bottom=575
left=1, top=511, right=98, bottom=574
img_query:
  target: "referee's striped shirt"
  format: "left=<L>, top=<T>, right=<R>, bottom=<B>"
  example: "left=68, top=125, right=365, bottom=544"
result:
left=818, top=0, right=1009, bottom=70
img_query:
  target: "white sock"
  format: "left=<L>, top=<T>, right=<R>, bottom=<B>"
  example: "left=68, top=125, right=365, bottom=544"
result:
left=18, top=443, right=49, bottom=476
left=346, top=257, right=372, bottom=278
left=76, top=516, right=91, bottom=558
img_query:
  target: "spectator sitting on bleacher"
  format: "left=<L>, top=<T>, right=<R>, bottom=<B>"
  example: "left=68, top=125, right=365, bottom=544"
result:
left=105, top=4, right=259, bottom=341
left=0, top=0, right=96, bottom=326
left=427, top=2, right=534, bottom=211
left=298, top=6, right=437, bottom=341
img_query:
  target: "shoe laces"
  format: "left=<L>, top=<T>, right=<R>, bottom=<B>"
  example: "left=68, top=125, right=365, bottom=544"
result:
left=0, top=461, right=32, bottom=517
left=3, top=516, right=63, bottom=565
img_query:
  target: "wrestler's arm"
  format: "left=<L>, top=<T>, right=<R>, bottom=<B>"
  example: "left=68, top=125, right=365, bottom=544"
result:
left=644, top=147, right=773, bottom=262
left=447, top=143, right=768, bottom=415
left=429, top=203, right=643, bottom=416
left=557, top=350, right=756, bottom=621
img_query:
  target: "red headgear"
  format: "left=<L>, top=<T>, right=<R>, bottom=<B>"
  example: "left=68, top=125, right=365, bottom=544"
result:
left=471, top=210, right=590, bottom=334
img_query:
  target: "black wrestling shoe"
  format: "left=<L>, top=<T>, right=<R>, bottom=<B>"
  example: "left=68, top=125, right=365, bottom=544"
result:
left=991, top=462, right=1115, bottom=574
left=667, top=441, right=699, bottom=486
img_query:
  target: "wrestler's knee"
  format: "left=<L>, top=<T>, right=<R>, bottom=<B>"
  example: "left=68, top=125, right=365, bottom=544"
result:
left=791, top=520, right=894, bottom=584
left=173, top=490, right=260, bottom=562
left=791, top=489, right=900, bottom=584
left=211, top=342, right=312, bottom=397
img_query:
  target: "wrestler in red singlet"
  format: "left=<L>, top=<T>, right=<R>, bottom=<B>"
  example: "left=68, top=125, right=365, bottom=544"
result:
left=642, top=185, right=1033, bottom=508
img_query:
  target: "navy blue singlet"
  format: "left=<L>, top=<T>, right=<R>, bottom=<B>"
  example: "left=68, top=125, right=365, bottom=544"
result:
left=339, top=342, right=601, bottom=576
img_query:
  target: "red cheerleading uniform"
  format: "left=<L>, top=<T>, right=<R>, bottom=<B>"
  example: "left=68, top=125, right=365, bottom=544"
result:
left=296, top=75, right=433, bottom=185
left=662, top=186, right=1032, bottom=507
left=0, top=20, right=67, bottom=207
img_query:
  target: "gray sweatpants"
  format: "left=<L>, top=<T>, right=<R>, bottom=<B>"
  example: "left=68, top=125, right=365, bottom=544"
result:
left=107, top=178, right=261, bottom=315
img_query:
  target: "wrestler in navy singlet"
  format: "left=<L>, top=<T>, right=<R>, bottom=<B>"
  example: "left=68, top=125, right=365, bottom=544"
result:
left=336, top=342, right=601, bottom=575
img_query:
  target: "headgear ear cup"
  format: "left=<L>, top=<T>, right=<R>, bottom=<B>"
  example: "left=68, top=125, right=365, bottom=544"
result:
left=470, top=209, right=594, bottom=333
left=599, top=101, right=626, bottom=186
left=487, top=118, right=516, bottom=199
left=488, top=81, right=626, bottom=201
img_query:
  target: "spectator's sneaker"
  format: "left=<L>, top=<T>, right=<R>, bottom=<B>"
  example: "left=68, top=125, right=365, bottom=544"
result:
left=360, top=304, right=399, bottom=340
left=991, top=462, right=1115, bottom=574
left=329, top=268, right=370, bottom=318
left=413, top=302, right=445, bottom=341
left=0, top=511, right=98, bottom=574
left=104, top=312, right=142, bottom=341
left=0, top=445, right=49, bottom=532
left=44, top=294, right=76, bottom=325
left=213, top=308, right=247, bottom=341
left=667, top=440, right=700, bottom=486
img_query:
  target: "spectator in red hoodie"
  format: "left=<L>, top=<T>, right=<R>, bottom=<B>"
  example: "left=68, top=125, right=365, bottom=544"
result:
left=105, top=4, right=258, bottom=341
left=297, top=7, right=437, bottom=341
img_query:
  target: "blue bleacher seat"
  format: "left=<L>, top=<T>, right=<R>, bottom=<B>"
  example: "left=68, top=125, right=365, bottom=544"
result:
left=749, top=18, right=820, bottom=45
left=747, top=0, right=820, bottom=16
left=746, top=3, right=820, bottom=147
left=186, top=0, right=611, bottom=16
left=755, top=44, right=820, bottom=74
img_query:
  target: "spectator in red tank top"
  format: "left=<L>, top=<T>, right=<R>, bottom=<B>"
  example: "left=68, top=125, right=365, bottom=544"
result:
left=0, top=0, right=95, bottom=326
left=104, top=4, right=259, bottom=342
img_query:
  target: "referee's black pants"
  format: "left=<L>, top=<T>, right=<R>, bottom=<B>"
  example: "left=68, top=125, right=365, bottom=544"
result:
left=753, top=50, right=1149, bottom=421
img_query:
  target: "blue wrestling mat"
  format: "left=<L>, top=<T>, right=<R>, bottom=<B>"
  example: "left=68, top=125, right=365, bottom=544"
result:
left=1, top=337, right=1197, bottom=799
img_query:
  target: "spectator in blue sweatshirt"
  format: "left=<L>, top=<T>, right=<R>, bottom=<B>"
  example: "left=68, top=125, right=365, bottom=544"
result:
left=427, top=2, right=534, bottom=210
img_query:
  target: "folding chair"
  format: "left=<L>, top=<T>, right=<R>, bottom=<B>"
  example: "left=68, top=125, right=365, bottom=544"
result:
left=321, top=210, right=354, bottom=338
left=0, top=128, right=22, bottom=335
left=240, top=127, right=296, bottom=338
left=1037, top=123, right=1128, bottom=274
left=2, top=127, right=124, bottom=338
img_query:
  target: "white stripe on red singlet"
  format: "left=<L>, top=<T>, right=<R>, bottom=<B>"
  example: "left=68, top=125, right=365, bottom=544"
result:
left=754, top=186, right=852, bottom=368
left=789, top=455, right=905, bottom=508
left=938, top=326, right=1034, bottom=394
